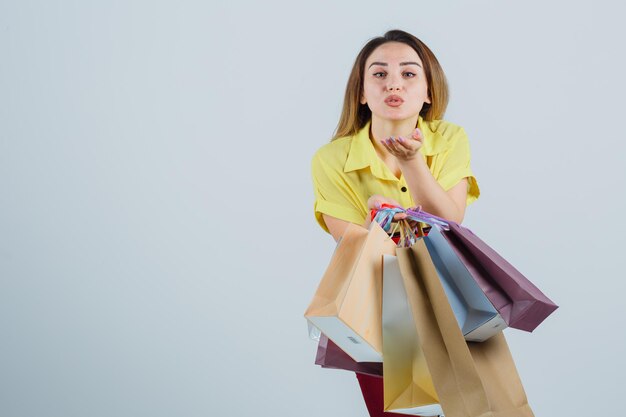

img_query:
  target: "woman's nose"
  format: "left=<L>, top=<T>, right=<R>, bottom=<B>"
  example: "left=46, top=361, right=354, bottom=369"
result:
left=386, top=76, right=401, bottom=91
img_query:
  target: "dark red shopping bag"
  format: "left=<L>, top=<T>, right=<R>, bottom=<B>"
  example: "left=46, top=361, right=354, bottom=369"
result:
left=315, top=333, right=382, bottom=377
left=356, top=372, right=424, bottom=417
left=443, top=222, right=558, bottom=331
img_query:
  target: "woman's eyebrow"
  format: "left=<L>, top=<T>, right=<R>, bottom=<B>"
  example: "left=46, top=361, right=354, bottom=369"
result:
left=368, top=61, right=422, bottom=68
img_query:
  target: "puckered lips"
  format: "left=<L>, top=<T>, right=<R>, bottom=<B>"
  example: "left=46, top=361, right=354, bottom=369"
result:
left=384, top=95, right=404, bottom=107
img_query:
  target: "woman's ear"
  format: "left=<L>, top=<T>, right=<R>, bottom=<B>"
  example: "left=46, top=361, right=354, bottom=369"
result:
left=360, top=95, right=367, bottom=105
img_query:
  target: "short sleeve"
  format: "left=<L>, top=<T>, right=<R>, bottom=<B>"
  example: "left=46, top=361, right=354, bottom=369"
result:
left=436, top=128, right=480, bottom=206
left=311, top=152, right=364, bottom=233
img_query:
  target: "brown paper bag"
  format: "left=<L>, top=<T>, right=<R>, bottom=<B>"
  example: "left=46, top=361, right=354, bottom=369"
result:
left=396, top=240, right=535, bottom=417
left=305, top=222, right=396, bottom=362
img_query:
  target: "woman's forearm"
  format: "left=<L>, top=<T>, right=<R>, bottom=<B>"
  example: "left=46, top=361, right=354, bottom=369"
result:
left=398, top=156, right=464, bottom=223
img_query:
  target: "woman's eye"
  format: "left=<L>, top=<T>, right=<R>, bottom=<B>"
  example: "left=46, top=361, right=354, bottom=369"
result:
left=403, top=72, right=416, bottom=78
left=373, top=72, right=386, bottom=78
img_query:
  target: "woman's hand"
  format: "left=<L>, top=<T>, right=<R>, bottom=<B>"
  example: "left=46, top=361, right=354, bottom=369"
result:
left=363, top=195, right=411, bottom=229
left=380, top=128, right=424, bottom=162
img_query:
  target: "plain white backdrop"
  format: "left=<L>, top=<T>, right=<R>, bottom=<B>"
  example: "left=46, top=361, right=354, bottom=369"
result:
left=1, top=1, right=625, bottom=416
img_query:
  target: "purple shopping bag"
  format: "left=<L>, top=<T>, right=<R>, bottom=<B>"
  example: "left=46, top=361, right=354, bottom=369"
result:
left=315, top=334, right=383, bottom=377
left=441, top=221, right=558, bottom=332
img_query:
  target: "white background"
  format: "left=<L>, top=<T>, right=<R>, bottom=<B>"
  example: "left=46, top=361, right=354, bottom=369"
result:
left=1, top=1, right=625, bottom=416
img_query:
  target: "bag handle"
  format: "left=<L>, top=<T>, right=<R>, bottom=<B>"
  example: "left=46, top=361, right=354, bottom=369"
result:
left=373, top=204, right=451, bottom=229
left=405, top=208, right=451, bottom=229
left=383, top=218, right=427, bottom=248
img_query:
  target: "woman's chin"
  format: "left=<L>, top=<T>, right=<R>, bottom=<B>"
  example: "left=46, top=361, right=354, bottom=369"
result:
left=373, top=112, right=419, bottom=123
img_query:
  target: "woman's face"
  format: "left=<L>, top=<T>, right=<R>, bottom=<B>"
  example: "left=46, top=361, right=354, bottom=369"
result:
left=361, top=42, right=430, bottom=123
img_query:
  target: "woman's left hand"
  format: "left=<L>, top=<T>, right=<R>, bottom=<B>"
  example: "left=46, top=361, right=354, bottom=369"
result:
left=381, top=127, right=423, bottom=162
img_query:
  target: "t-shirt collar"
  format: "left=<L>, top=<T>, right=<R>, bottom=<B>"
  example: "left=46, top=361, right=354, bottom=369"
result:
left=343, top=116, right=449, bottom=179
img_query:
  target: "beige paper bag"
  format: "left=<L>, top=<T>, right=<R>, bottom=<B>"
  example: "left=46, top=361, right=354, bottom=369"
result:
left=382, top=254, right=441, bottom=416
left=397, top=240, right=535, bottom=417
left=305, top=222, right=396, bottom=362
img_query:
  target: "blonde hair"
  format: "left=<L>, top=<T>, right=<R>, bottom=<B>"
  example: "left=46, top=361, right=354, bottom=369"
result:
left=332, top=30, right=449, bottom=141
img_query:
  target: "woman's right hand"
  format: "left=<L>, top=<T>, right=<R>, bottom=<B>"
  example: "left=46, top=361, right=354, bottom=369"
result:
left=363, top=194, right=410, bottom=229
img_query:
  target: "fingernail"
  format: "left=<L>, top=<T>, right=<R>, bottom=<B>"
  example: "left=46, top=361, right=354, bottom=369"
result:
left=397, top=137, right=404, bottom=142
left=375, top=202, right=381, bottom=209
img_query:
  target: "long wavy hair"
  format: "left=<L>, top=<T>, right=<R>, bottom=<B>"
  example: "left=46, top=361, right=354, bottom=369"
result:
left=332, top=30, right=449, bottom=141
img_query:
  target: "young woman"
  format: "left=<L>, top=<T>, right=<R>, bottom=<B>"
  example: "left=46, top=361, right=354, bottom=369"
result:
left=310, top=29, right=480, bottom=416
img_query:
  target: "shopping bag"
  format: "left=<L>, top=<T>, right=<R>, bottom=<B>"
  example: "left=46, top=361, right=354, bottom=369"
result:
left=314, top=333, right=383, bottom=377
left=304, top=221, right=396, bottom=362
left=399, top=208, right=558, bottom=332
left=425, top=226, right=506, bottom=341
left=396, top=240, right=534, bottom=417
left=356, top=372, right=424, bottom=417
left=376, top=208, right=505, bottom=342
left=381, top=254, right=441, bottom=416
left=442, top=221, right=558, bottom=332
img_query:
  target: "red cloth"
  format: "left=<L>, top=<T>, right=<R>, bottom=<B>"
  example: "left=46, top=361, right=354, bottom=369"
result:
left=356, top=372, right=427, bottom=417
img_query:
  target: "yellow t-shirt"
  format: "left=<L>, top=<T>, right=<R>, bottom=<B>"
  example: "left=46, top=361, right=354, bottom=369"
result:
left=311, top=117, right=480, bottom=233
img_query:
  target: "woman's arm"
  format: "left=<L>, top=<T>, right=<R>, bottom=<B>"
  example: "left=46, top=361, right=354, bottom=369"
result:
left=399, top=157, right=468, bottom=223
left=322, top=215, right=355, bottom=242
left=322, top=195, right=413, bottom=242
left=383, top=133, right=469, bottom=223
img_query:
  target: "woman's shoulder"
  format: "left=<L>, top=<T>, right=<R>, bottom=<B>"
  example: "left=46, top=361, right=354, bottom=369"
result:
left=423, top=118, right=466, bottom=138
left=311, top=134, right=353, bottom=167
left=421, top=118, right=470, bottom=153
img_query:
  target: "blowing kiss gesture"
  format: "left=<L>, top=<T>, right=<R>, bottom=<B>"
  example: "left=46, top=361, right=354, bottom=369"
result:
left=380, top=127, right=424, bottom=162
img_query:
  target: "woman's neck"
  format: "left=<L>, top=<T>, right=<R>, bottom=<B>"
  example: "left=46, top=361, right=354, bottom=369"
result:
left=369, top=115, right=420, bottom=158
